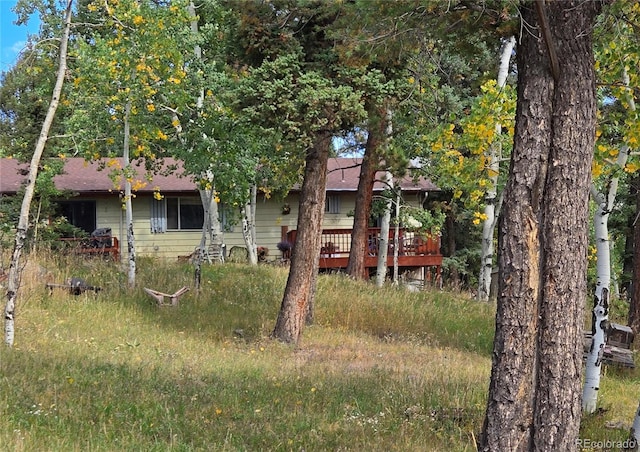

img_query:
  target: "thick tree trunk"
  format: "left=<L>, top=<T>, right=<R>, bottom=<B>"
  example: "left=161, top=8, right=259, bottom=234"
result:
left=477, top=35, right=515, bottom=302
left=272, top=132, right=331, bottom=344
left=630, top=173, right=640, bottom=336
left=346, top=106, right=387, bottom=279
left=5, top=0, right=73, bottom=347
left=481, top=2, right=601, bottom=450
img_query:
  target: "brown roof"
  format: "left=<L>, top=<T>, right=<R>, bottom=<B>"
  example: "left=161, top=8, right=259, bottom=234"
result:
left=0, top=157, right=437, bottom=194
left=0, top=157, right=196, bottom=194
left=326, top=157, right=438, bottom=192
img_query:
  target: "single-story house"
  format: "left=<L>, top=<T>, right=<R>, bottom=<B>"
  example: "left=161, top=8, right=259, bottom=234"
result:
left=0, top=157, right=439, bottom=261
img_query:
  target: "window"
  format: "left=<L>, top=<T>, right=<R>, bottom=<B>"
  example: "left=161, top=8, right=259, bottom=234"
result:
left=56, top=201, right=96, bottom=234
left=325, top=194, right=340, bottom=214
left=150, top=197, right=203, bottom=232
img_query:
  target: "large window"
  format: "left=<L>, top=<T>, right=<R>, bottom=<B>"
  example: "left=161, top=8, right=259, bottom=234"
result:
left=151, top=197, right=203, bottom=232
left=167, top=197, right=203, bottom=230
left=57, top=201, right=96, bottom=234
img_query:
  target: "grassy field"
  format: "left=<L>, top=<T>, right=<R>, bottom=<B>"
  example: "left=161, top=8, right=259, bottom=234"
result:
left=0, top=254, right=638, bottom=451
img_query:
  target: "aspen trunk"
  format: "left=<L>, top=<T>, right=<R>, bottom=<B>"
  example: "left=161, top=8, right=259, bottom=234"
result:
left=631, top=403, right=640, bottom=445
left=123, top=100, right=136, bottom=288
left=392, top=189, right=400, bottom=285
left=5, top=0, right=73, bottom=347
left=477, top=35, right=515, bottom=302
left=583, top=148, right=630, bottom=413
left=375, top=172, right=393, bottom=287
left=242, top=185, right=258, bottom=265
left=583, top=67, right=633, bottom=413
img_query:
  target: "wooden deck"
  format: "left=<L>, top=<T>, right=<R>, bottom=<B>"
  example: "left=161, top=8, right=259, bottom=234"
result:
left=285, top=227, right=443, bottom=281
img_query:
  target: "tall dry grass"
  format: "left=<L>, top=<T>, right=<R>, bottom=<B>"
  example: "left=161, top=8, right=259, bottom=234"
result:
left=0, top=253, right=636, bottom=451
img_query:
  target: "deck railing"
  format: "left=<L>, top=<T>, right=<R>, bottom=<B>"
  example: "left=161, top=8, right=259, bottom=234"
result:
left=285, top=227, right=441, bottom=258
left=58, top=236, right=120, bottom=260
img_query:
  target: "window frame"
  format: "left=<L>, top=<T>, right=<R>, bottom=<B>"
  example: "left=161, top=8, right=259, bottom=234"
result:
left=325, top=194, right=341, bottom=214
left=151, top=196, right=204, bottom=233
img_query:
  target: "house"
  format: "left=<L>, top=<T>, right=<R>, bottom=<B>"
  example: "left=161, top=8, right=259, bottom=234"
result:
left=0, top=157, right=439, bottom=263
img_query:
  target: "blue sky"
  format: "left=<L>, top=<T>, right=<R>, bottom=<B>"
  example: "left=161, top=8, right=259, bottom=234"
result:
left=1, top=0, right=40, bottom=73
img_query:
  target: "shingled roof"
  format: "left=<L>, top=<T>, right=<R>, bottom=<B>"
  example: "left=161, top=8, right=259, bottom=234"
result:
left=0, top=157, right=437, bottom=194
left=0, top=157, right=195, bottom=194
left=325, top=157, right=438, bottom=192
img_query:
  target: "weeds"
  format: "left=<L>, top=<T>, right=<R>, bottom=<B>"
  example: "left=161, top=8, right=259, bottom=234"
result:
left=0, top=256, right=636, bottom=451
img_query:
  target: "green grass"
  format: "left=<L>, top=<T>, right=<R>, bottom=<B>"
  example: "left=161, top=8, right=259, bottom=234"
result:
left=0, top=255, right=637, bottom=451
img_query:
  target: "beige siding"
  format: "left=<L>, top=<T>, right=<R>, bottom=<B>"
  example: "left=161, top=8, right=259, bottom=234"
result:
left=96, top=190, right=423, bottom=262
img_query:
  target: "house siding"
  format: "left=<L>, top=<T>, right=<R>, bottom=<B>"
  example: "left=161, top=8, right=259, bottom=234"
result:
left=105, top=191, right=424, bottom=262
left=2, top=157, right=436, bottom=262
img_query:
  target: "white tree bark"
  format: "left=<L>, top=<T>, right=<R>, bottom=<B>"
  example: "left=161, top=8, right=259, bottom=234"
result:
left=5, top=0, right=73, bottom=346
left=393, top=189, right=401, bottom=285
left=186, top=2, right=226, bottom=286
left=375, top=109, right=394, bottom=287
left=194, top=185, right=223, bottom=288
left=631, top=402, right=640, bottom=445
left=477, top=35, right=515, bottom=302
left=123, top=100, right=136, bottom=288
left=242, top=185, right=258, bottom=265
left=583, top=67, right=634, bottom=414
left=376, top=172, right=393, bottom=287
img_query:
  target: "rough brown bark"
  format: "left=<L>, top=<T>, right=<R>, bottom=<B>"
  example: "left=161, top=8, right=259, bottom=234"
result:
left=272, top=132, right=331, bottom=344
left=346, top=107, right=387, bottom=279
left=481, top=1, right=602, bottom=450
left=629, top=173, right=640, bottom=339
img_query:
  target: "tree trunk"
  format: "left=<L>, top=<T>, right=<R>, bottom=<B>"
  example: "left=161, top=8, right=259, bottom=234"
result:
left=242, top=185, right=258, bottom=265
left=272, top=131, right=331, bottom=344
left=444, top=207, right=459, bottom=289
left=123, top=100, right=136, bottom=288
left=346, top=106, right=387, bottom=279
left=631, top=402, right=640, bottom=445
left=583, top=67, right=633, bottom=413
left=477, top=35, right=515, bottom=302
left=5, top=0, right=73, bottom=347
left=481, top=2, right=601, bottom=450
left=630, top=173, right=640, bottom=336
left=194, top=186, right=223, bottom=289
left=376, top=172, right=393, bottom=287
left=392, top=188, right=400, bottom=285
left=582, top=190, right=612, bottom=413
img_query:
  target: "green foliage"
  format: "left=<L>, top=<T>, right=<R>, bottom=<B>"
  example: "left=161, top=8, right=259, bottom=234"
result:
left=417, top=78, right=516, bottom=213
left=399, top=205, right=446, bottom=238
left=66, top=0, right=193, bottom=172
left=0, top=159, right=86, bottom=253
left=0, top=1, right=71, bottom=159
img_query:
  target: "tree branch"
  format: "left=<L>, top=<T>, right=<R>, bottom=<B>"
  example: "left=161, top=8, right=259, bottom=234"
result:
left=534, top=0, right=560, bottom=82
